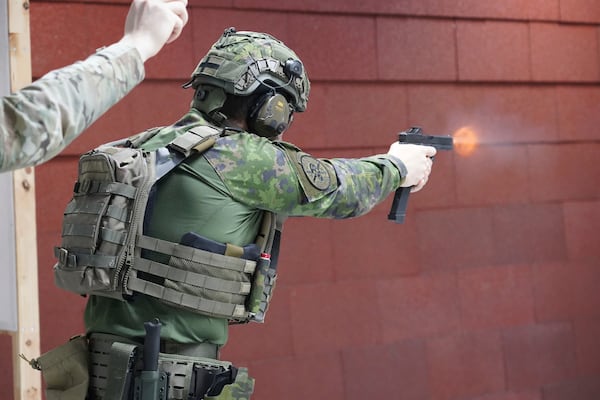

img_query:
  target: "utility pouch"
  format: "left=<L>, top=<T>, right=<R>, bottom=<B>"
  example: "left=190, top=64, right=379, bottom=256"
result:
left=245, top=253, right=277, bottom=322
left=53, top=125, right=222, bottom=303
left=53, top=144, right=155, bottom=300
left=243, top=213, right=282, bottom=323
left=28, top=335, right=89, bottom=400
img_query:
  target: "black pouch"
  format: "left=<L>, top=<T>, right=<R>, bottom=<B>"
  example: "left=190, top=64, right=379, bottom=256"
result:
left=204, top=367, right=254, bottom=400
left=188, top=363, right=236, bottom=400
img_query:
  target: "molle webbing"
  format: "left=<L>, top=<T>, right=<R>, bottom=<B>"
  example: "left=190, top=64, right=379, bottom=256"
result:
left=54, top=123, right=280, bottom=323
left=88, top=333, right=241, bottom=400
left=54, top=145, right=155, bottom=300
left=127, top=235, right=257, bottom=320
left=53, top=125, right=222, bottom=302
left=126, top=208, right=278, bottom=322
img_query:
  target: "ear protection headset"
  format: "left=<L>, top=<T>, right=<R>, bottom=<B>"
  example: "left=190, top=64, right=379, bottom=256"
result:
left=247, top=59, right=304, bottom=138
left=247, top=92, right=292, bottom=138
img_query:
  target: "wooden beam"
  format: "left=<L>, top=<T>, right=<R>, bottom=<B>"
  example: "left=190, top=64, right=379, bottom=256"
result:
left=8, top=0, right=42, bottom=399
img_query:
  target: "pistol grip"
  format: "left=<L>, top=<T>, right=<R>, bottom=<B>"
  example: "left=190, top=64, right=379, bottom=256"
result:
left=387, top=186, right=411, bottom=224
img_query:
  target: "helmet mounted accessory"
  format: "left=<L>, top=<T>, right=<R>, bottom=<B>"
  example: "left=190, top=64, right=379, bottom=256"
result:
left=191, top=85, right=228, bottom=125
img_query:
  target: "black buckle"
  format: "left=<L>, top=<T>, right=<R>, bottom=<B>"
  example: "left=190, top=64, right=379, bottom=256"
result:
left=56, top=247, right=76, bottom=268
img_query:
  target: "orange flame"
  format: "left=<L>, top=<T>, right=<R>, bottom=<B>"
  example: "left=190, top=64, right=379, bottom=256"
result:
left=453, top=126, right=479, bottom=157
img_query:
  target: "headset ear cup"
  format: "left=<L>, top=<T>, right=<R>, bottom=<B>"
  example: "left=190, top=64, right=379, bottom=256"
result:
left=247, top=92, right=270, bottom=131
left=248, top=93, right=292, bottom=138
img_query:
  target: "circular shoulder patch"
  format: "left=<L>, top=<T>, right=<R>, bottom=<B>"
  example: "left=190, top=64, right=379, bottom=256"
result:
left=298, top=154, right=331, bottom=190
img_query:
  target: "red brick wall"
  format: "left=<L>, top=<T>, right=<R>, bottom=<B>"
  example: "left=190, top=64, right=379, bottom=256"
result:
left=2, top=1, right=600, bottom=399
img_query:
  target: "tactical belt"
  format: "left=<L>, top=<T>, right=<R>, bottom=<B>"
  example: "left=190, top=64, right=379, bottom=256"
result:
left=88, top=333, right=234, bottom=400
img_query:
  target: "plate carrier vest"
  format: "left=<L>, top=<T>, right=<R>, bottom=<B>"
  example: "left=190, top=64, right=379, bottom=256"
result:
left=53, top=125, right=279, bottom=323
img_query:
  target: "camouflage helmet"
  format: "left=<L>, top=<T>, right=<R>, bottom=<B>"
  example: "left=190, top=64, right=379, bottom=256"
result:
left=184, top=28, right=310, bottom=112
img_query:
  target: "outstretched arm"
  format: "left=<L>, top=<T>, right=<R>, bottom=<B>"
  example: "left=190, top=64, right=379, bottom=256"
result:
left=0, top=0, right=189, bottom=172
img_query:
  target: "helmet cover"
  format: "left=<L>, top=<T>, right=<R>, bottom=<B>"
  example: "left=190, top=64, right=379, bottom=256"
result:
left=186, top=28, right=310, bottom=112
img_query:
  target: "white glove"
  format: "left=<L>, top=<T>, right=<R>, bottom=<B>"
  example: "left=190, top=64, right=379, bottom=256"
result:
left=388, top=142, right=436, bottom=193
left=119, top=0, right=189, bottom=62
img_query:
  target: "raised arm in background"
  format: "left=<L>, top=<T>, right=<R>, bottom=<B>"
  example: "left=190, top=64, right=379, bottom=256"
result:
left=0, top=0, right=188, bottom=172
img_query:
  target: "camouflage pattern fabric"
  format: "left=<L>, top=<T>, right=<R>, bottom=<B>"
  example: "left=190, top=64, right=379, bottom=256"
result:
left=188, top=29, right=310, bottom=112
left=205, top=130, right=404, bottom=219
left=0, top=43, right=144, bottom=172
left=144, top=108, right=405, bottom=219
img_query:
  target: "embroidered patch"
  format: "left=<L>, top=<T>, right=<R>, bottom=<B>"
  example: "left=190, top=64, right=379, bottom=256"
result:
left=298, top=154, right=331, bottom=190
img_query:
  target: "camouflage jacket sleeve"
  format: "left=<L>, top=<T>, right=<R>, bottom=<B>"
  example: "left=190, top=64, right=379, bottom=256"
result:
left=0, top=42, right=144, bottom=172
left=205, top=133, right=407, bottom=219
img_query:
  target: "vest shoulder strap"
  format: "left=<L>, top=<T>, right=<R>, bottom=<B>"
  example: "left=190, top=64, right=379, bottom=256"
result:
left=154, top=125, right=222, bottom=181
left=167, top=125, right=222, bottom=157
